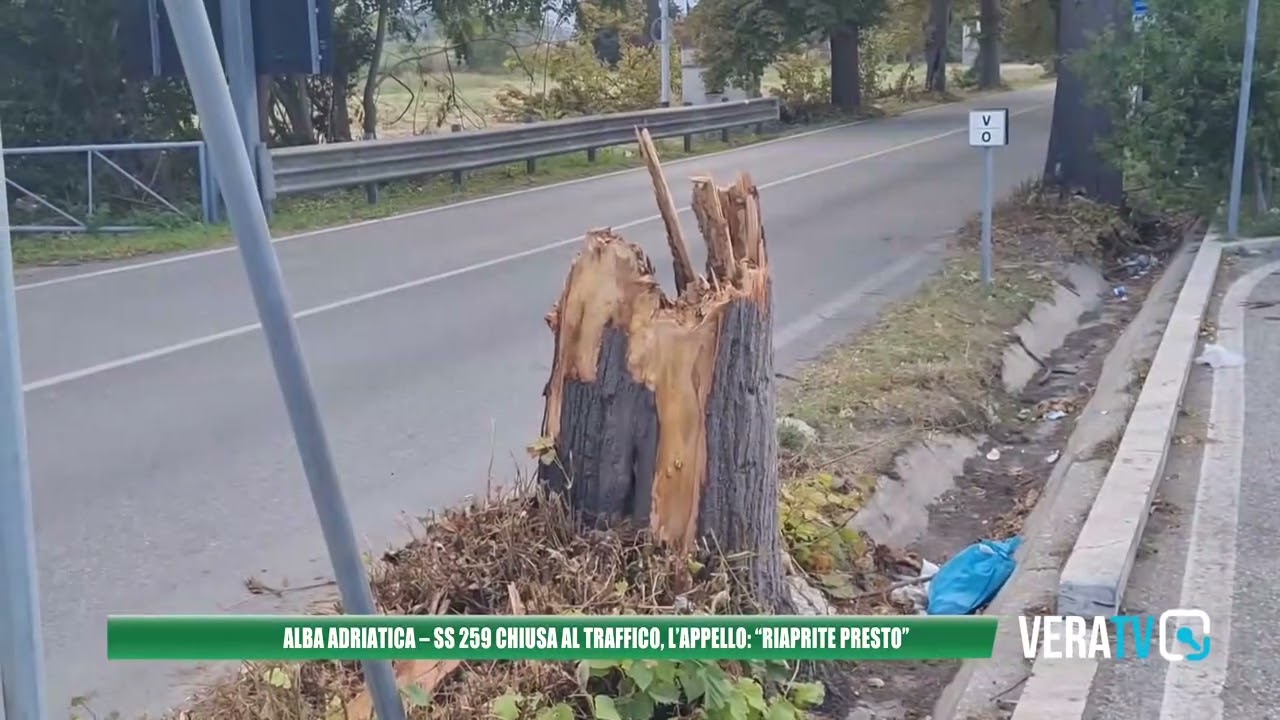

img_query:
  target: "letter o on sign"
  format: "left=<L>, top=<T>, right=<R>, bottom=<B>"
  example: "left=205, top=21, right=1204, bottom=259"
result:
left=981, top=131, right=992, bottom=143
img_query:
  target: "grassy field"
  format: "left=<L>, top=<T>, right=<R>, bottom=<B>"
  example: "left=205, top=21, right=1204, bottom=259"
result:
left=11, top=59, right=1049, bottom=268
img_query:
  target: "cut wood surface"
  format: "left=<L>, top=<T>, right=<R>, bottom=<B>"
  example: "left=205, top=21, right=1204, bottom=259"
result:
left=540, top=128, right=786, bottom=608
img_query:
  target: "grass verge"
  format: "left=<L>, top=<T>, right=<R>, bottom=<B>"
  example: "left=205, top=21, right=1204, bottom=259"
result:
left=14, top=82, right=1047, bottom=269
left=130, top=183, right=1183, bottom=720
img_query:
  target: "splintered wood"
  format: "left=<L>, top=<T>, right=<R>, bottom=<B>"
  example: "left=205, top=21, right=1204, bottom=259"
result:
left=540, top=128, right=785, bottom=608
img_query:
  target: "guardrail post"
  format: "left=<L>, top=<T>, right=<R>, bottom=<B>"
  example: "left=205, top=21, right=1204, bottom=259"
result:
left=721, top=128, right=730, bottom=144
left=524, top=116, right=536, bottom=175
left=362, top=131, right=379, bottom=205
left=198, top=142, right=214, bottom=223
left=683, top=133, right=693, bottom=153
left=587, top=147, right=597, bottom=163
left=450, top=124, right=464, bottom=189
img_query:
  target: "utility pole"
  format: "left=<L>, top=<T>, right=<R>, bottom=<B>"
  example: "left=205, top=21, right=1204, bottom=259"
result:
left=1226, top=0, right=1261, bottom=239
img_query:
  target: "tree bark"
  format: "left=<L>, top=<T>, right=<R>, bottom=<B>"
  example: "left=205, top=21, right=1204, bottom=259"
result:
left=1042, top=0, right=1124, bottom=204
left=924, top=0, right=951, bottom=93
left=539, top=130, right=787, bottom=611
left=830, top=23, right=862, bottom=112
left=362, top=0, right=390, bottom=141
left=331, top=73, right=354, bottom=142
left=976, top=0, right=1001, bottom=89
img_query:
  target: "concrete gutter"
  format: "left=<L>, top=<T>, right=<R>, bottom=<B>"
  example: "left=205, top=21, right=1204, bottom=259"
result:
left=1056, top=234, right=1223, bottom=617
left=934, top=238, right=1200, bottom=720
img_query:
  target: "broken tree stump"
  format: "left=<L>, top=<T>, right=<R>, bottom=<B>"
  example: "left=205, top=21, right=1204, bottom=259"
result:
left=539, top=128, right=786, bottom=610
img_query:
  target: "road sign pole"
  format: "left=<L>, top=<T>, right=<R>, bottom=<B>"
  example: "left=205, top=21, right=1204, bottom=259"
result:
left=969, top=108, right=1007, bottom=289
left=158, top=3, right=405, bottom=720
left=1227, top=0, right=1261, bottom=239
left=981, top=145, right=994, bottom=288
left=0, top=124, right=51, bottom=720
left=659, top=1, right=671, bottom=106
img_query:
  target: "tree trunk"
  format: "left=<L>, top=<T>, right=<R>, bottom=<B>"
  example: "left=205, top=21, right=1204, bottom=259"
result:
left=976, top=0, right=1001, bottom=89
left=539, top=129, right=787, bottom=611
left=362, top=0, right=390, bottom=141
left=331, top=73, right=354, bottom=142
left=830, top=23, right=862, bottom=112
left=924, top=0, right=951, bottom=93
left=1042, top=0, right=1124, bottom=204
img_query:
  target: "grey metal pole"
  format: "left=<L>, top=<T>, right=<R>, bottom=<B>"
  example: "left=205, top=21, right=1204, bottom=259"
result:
left=0, top=124, right=51, bottom=720
left=220, top=0, right=264, bottom=202
left=158, top=4, right=406, bottom=720
left=1226, top=0, right=1261, bottom=239
left=981, top=145, right=994, bottom=288
left=659, top=1, right=671, bottom=106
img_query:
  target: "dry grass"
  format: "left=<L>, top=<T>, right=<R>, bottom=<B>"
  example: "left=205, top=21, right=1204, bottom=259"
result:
left=178, top=489, right=762, bottom=720
left=779, top=185, right=1189, bottom=491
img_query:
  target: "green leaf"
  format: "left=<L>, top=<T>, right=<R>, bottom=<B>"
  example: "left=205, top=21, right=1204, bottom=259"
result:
left=789, top=681, right=825, bottom=709
left=736, top=678, right=768, bottom=715
left=647, top=677, right=682, bottom=705
left=626, top=660, right=655, bottom=691
left=402, top=683, right=432, bottom=708
left=618, top=691, right=656, bottom=720
left=817, top=573, right=857, bottom=599
left=764, top=699, right=799, bottom=720
left=677, top=663, right=707, bottom=702
left=492, top=692, right=522, bottom=720
left=535, top=704, right=574, bottom=720
left=593, top=695, right=623, bottom=720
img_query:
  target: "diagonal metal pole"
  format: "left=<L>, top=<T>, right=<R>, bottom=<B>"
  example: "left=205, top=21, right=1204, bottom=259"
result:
left=158, top=2, right=406, bottom=719
left=0, top=124, right=51, bottom=720
left=1226, top=0, right=1261, bottom=239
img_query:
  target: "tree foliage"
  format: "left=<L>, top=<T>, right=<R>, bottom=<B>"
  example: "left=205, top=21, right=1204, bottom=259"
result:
left=687, top=0, right=888, bottom=108
left=1073, top=0, right=1280, bottom=213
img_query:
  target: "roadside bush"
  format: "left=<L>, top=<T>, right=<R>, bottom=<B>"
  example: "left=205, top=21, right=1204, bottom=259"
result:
left=493, top=42, right=681, bottom=121
left=770, top=53, right=833, bottom=123
left=1075, top=0, right=1280, bottom=216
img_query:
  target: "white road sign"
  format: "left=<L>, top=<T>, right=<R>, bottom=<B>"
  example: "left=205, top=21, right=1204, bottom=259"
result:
left=969, top=109, right=1009, bottom=147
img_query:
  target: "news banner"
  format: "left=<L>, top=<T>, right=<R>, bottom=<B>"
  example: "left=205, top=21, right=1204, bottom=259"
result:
left=106, top=611, right=1212, bottom=662
left=106, top=616, right=996, bottom=661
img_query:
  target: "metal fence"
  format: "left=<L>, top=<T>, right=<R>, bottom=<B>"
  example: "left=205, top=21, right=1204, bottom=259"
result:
left=269, top=98, right=780, bottom=197
left=1, top=141, right=214, bottom=233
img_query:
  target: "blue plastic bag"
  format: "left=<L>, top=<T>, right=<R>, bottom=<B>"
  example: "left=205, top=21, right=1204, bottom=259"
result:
left=926, top=536, right=1022, bottom=615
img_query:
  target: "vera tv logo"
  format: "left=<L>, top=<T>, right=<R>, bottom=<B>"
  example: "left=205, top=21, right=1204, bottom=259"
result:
left=1019, top=609, right=1211, bottom=661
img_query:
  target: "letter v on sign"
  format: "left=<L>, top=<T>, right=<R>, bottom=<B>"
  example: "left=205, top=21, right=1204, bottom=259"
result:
left=968, top=108, right=1010, bottom=147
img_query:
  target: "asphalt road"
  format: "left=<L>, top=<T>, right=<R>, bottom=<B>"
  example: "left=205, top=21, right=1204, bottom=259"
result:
left=14, top=84, right=1054, bottom=715
left=1087, top=244, right=1280, bottom=720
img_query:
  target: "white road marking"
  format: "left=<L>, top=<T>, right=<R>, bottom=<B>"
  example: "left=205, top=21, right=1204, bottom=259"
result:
left=15, top=90, right=1052, bottom=292
left=21, top=104, right=1050, bottom=394
left=1159, top=259, right=1279, bottom=720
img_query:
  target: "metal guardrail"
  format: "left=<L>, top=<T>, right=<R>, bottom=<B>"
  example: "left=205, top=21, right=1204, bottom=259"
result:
left=270, top=99, right=780, bottom=197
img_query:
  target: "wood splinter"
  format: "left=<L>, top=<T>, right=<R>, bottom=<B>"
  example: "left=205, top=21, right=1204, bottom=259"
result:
left=539, top=132, right=785, bottom=609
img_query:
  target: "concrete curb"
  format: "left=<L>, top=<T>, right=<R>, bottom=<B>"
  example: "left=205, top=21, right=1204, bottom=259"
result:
left=1056, top=233, right=1223, bottom=617
left=933, top=239, right=1198, bottom=720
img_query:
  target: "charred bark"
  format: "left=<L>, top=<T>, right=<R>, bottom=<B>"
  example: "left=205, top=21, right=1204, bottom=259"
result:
left=1042, top=0, right=1125, bottom=204
left=539, top=130, right=786, bottom=610
left=830, top=23, right=862, bottom=112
